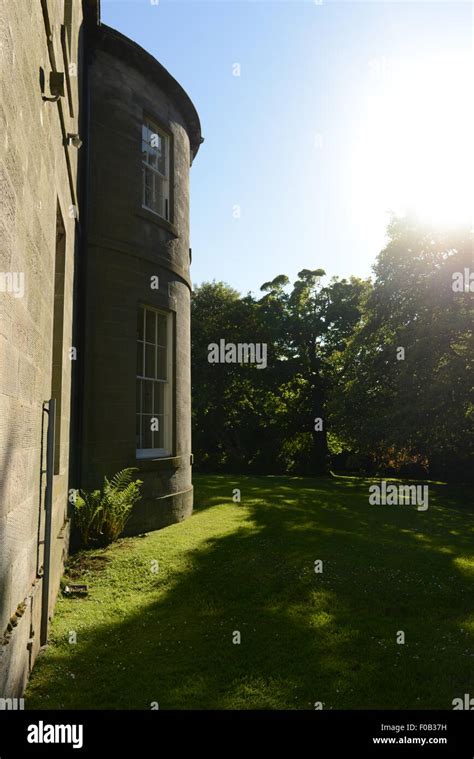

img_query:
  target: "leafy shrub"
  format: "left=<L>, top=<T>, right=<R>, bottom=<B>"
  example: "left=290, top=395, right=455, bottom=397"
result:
left=74, top=468, right=143, bottom=547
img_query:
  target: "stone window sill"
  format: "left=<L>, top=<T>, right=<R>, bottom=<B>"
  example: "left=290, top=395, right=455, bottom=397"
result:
left=135, top=455, right=182, bottom=472
left=136, top=207, right=179, bottom=238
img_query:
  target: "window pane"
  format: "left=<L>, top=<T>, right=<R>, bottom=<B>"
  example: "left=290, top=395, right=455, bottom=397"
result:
left=136, top=305, right=171, bottom=453
left=136, top=379, right=142, bottom=414
left=149, top=130, right=161, bottom=150
left=136, top=414, right=141, bottom=449
left=145, top=343, right=155, bottom=378
left=142, top=123, right=150, bottom=143
left=137, top=307, right=144, bottom=340
left=147, top=187, right=155, bottom=210
left=153, top=416, right=164, bottom=449
left=154, top=382, right=164, bottom=414
left=143, top=416, right=153, bottom=449
left=143, top=143, right=157, bottom=170
left=157, top=314, right=167, bottom=346
left=150, top=151, right=159, bottom=171
left=142, top=121, right=169, bottom=218
left=155, top=175, right=164, bottom=215
left=156, top=346, right=167, bottom=380
left=157, top=142, right=166, bottom=175
left=143, top=379, right=153, bottom=414
left=137, top=342, right=143, bottom=375
left=143, top=166, right=154, bottom=208
left=145, top=308, right=156, bottom=343
left=142, top=166, right=146, bottom=204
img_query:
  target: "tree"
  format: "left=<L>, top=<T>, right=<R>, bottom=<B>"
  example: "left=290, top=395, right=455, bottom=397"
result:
left=191, top=274, right=367, bottom=475
left=259, top=270, right=368, bottom=473
left=191, top=281, right=275, bottom=471
left=331, top=214, right=474, bottom=481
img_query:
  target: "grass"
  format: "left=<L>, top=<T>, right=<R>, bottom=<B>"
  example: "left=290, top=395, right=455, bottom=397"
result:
left=25, top=473, right=473, bottom=709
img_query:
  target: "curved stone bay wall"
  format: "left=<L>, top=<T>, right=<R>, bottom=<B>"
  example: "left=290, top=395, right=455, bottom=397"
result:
left=80, top=25, right=201, bottom=533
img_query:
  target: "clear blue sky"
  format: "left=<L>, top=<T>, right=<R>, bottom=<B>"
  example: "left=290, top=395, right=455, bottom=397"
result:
left=102, top=0, right=472, bottom=296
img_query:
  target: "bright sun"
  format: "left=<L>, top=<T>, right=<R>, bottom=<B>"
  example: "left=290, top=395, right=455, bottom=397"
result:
left=351, top=53, right=473, bottom=229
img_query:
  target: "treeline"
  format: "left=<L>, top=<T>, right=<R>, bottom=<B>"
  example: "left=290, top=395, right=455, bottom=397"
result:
left=191, top=216, right=473, bottom=482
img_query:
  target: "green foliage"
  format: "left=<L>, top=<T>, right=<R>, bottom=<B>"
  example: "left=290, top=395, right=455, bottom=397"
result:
left=330, top=215, right=474, bottom=480
left=192, top=217, right=472, bottom=482
left=192, top=275, right=367, bottom=475
left=74, top=489, right=103, bottom=547
left=74, top=468, right=143, bottom=547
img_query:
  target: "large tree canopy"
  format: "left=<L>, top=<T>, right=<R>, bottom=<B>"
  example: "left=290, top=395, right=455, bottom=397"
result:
left=191, top=216, right=473, bottom=482
left=330, top=216, right=473, bottom=480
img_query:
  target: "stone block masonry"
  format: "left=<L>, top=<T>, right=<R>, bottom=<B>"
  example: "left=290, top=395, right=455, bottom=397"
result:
left=0, top=1, right=201, bottom=697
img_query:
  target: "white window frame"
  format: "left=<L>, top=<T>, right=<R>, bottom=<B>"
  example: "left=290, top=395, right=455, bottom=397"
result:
left=142, top=119, right=170, bottom=221
left=136, top=305, right=173, bottom=459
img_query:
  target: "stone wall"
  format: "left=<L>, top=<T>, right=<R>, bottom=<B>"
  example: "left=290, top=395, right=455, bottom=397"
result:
left=79, top=27, right=201, bottom=532
left=0, top=3, right=200, bottom=698
left=0, top=0, right=84, bottom=698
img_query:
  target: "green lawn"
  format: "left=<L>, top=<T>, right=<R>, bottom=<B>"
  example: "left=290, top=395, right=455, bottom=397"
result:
left=25, top=474, right=473, bottom=709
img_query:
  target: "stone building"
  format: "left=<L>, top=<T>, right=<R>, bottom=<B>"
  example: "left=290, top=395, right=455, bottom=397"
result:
left=81, top=23, right=201, bottom=533
left=0, top=0, right=201, bottom=698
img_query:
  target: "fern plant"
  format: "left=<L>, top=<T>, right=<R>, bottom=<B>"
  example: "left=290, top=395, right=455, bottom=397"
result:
left=74, top=468, right=143, bottom=547
left=73, top=488, right=103, bottom=547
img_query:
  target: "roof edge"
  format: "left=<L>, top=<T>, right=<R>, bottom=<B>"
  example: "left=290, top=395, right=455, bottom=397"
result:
left=93, top=23, right=203, bottom=160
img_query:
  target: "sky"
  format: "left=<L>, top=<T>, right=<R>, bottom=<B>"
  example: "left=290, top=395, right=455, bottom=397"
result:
left=101, top=0, right=473, bottom=296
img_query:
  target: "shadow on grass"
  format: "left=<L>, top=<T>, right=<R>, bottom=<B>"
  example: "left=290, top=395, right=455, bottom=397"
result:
left=25, top=474, right=474, bottom=710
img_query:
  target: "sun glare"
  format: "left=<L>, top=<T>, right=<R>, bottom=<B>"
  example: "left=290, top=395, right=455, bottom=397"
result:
left=351, top=54, right=473, bottom=229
